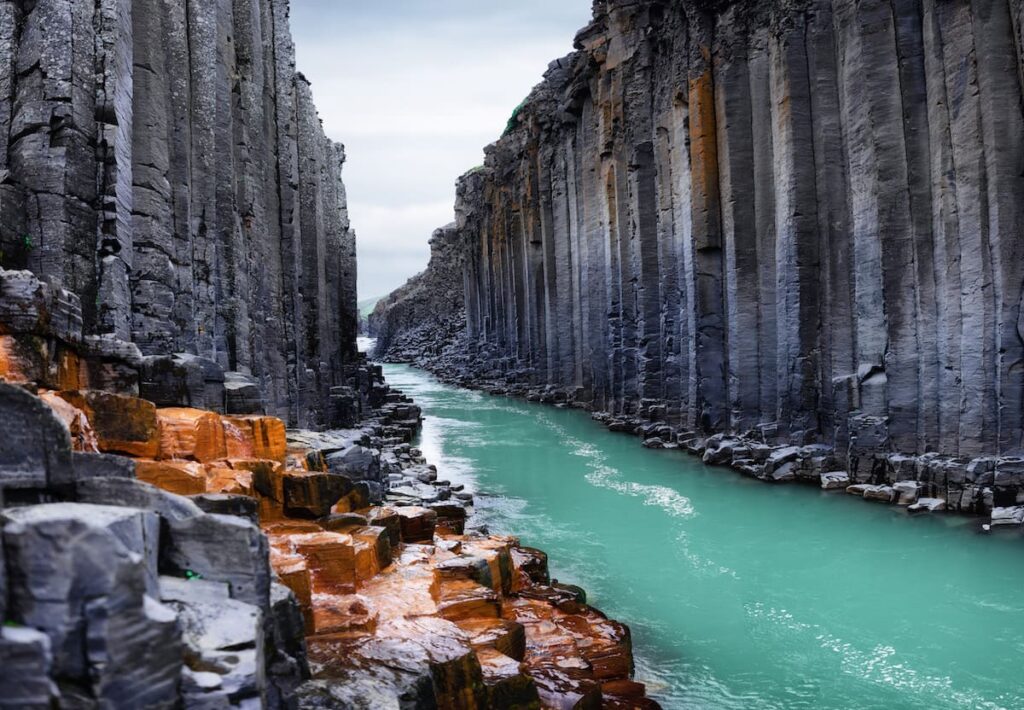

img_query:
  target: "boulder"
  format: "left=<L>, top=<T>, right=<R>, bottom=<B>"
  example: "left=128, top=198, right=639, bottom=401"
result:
left=0, top=626, right=59, bottom=708
left=190, top=493, right=260, bottom=524
left=820, top=471, right=850, bottom=490
left=225, top=416, right=288, bottom=462
left=71, top=451, right=136, bottom=481
left=990, top=506, right=1024, bottom=527
left=140, top=354, right=226, bottom=413
left=224, top=371, right=265, bottom=415
left=907, top=497, right=947, bottom=514
left=0, top=383, right=73, bottom=492
left=266, top=582, right=311, bottom=705
left=156, top=407, right=228, bottom=462
left=892, top=481, right=921, bottom=506
left=56, top=390, right=160, bottom=458
left=2, top=504, right=181, bottom=705
left=74, top=476, right=205, bottom=522
left=283, top=471, right=353, bottom=519
left=0, top=269, right=82, bottom=343
left=395, top=506, right=437, bottom=543
left=136, top=460, right=208, bottom=496
left=162, top=513, right=271, bottom=609
left=325, top=445, right=381, bottom=482
left=160, top=576, right=265, bottom=707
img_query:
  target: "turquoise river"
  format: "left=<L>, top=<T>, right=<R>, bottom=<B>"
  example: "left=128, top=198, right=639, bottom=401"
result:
left=381, top=364, right=1024, bottom=710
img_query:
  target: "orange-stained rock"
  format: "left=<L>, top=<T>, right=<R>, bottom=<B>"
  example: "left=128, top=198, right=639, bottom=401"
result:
left=283, top=471, right=353, bottom=519
left=156, top=407, right=227, bottom=462
left=271, top=551, right=314, bottom=630
left=57, top=390, right=159, bottom=457
left=458, top=618, right=527, bottom=662
left=602, top=680, right=661, bottom=709
left=395, top=506, right=437, bottom=543
left=205, top=466, right=255, bottom=497
left=364, top=506, right=402, bottom=546
left=224, top=415, right=287, bottom=462
left=0, top=336, right=86, bottom=391
left=331, top=525, right=392, bottom=574
left=312, top=594, right=379, bottom=635
left=477, top=647, right=541, bottom=710
left=0, top=334, right=46, bottom=384
left=435, top=579, right=501, bottom=622
left=39, top=391, right=99, bottom=452
left=291, top=532, right=358, bottom=595
left=135, top=460, right=206, bottom=496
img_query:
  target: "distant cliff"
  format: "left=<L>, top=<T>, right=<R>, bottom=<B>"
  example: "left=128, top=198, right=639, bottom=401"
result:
left=375, top=0, right=1024, bottom=493
left=369, top=223, right=465, bottom=364
left=0, top=0, right=358, bottom=427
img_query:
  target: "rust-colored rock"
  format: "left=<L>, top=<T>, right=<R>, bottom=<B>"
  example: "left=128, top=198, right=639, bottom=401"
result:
left=156, top=407, right=227, bottom=462
left=57, top=390, right=159, bottom=458
left=291, top=532, right=358, bottom=595
left=135, top=460, right=207, bottom=496
left=395, top=506, right=438, bottom=543
left=204, top=466, right=255, bottom=497
left=283, top=471, right=353, bottom=519
left=224, top=415, right=287, bottom=462
left=38, top=391, right=99, bottom=453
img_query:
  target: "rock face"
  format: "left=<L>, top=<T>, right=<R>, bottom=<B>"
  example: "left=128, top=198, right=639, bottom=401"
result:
left=0, top=0, right=358, bottom=428
left=375, top=0, right=1024, bottom=507
left=369, top=223, right=465, bottom=362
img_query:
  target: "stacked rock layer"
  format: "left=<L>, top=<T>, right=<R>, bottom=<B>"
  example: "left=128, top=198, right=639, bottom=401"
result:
left=0, top=0, right=358, bottom=428
left=375, top=0, right=1024, bottom=511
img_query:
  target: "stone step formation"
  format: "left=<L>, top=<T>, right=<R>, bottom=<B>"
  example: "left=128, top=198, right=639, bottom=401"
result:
left=0, top=267, right=659, bottom=708
left=371, top=0, right=1024, bottom=527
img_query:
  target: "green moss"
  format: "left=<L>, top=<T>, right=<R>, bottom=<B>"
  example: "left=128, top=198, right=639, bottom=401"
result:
left=503, top=98, right=529, bottom=136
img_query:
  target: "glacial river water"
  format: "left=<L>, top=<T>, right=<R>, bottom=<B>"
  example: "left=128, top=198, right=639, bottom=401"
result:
left=380, top=364, right=1024, bottom=710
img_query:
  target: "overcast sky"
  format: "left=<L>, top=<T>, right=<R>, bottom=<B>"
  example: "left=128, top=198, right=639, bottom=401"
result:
left=290, top=0, right=593, bottom=301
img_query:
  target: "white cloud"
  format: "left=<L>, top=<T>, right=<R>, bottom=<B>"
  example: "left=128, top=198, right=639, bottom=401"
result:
left=290, top=0, right=593, bottom=298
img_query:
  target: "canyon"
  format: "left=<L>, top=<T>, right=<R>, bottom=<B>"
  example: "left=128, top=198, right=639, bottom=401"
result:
left=373, top=0, right=1024, bottom=523
left=0, top=0, right=656, bottom=707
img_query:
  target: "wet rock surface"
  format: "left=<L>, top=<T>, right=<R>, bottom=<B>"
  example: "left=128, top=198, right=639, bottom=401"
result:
left=372, top=0, right=1024, bottom=526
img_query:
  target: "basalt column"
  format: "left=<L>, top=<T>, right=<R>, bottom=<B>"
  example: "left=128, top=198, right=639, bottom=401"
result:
left=377, top=0, right=1024, bottom=468
left=0, top=0, right=359, bottom=428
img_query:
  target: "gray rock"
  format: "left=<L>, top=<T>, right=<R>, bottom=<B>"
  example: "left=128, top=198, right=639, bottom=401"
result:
left=0, top=626, right=59, bottom=708
left=190, top=493, right=260, bottom=524
left=162, top=513, right=271, bottom=609
left=71, top=451, right=137, bottom=482
left=160, top=575, right=266, bottom=707
left=2, top=504, right=181, bottom=706
left=326, top=445, right=381, bottom=482
left=0, top=383, right=73, bottom=493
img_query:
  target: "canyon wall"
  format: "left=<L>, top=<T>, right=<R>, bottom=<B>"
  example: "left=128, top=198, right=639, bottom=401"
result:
left=369, top=222, right=466, bottom=362
left=378, top=0, right=1024, bottom=484
left=0, top=0, right=359, bottom=428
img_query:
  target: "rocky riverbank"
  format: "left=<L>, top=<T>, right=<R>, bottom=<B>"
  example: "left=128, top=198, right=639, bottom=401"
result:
left=0, top=268, right=658, bottom=708
left=372, top=0, right=1024, bottom=533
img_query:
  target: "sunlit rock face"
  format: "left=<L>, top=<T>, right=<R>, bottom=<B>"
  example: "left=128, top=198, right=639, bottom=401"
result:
left=0, top=0, right=359, bottom=429
left=375, top=0, right=1024, bottom=496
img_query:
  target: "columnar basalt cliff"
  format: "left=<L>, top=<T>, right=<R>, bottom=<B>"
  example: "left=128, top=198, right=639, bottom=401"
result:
left=0, top=0, right=359, bottom=429
left=375, top=0, right=1024, bottom=519
left=369, top=222, right=466, bottom=362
